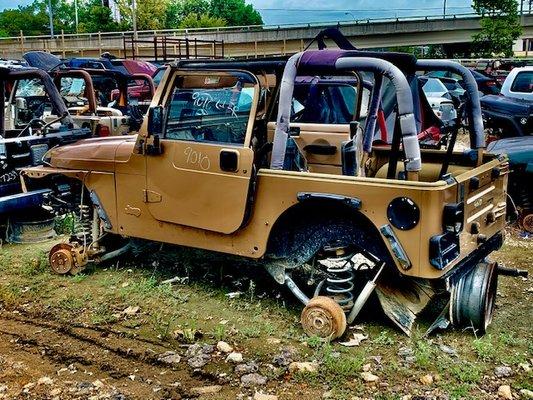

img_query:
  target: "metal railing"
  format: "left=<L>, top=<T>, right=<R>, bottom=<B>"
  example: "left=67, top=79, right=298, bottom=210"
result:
left=123, top=35, right=224, bottom=61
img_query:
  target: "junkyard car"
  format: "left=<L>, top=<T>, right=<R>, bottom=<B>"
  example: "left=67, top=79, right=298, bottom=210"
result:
left=22, top=50, right=515, bottom=338
left=0, top=67, right=90, bottom=241
left=487, top=136, right=533, bottom=233
left=49, top=68, right=155, bottom=136
left=481, top=66, right=533, bottom=138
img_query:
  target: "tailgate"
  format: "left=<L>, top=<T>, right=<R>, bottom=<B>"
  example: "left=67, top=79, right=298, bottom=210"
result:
left=454, top=156, right=509, bottom=255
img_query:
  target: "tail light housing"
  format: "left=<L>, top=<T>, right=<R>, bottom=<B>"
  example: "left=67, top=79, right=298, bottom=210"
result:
left=95, top=124, right=111, bottom=137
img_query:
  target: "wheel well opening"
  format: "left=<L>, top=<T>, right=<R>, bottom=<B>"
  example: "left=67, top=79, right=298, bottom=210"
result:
left=265, top=199, right=393, bottom=268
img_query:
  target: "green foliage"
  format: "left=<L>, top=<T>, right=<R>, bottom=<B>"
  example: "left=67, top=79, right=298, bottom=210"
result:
left=209, top=0, right=262, bottom=26
left=472, top=0, right=522, bottom=56
left=178, top=13, right=226, bottom=29
left=0, top=0, right=262, bottom=36
left=77, top=0, right=124, bottom=33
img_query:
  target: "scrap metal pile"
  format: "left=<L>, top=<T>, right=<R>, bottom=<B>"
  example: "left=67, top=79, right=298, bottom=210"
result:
left=1, top=29, right=530, bottom=339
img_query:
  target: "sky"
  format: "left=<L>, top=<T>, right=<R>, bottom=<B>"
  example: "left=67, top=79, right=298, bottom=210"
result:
left=0, top=0, right=474, bottom=25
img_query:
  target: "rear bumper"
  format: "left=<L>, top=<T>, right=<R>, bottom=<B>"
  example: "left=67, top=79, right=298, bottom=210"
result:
left=443, top=232, right=504, bottom=284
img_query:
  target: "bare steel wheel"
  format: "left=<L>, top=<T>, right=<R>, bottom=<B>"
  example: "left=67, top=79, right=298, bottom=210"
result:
left=450, top=262, right=498, bottom=335
left=521, top=212, right=533, bottom=233
left=301, top=296, right=347, bottom=339
left=49, top=243, right=75, bottom=274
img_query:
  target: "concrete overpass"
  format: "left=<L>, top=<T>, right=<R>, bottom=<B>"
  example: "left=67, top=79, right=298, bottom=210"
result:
left=0, top=13, right=532, bottom=60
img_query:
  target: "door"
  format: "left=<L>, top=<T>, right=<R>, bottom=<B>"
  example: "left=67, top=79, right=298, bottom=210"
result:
left=145, top=69, right=259, bottom=234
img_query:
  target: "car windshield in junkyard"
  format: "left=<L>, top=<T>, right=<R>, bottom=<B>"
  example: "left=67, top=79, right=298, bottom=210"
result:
left=15, top=78, right=46, bottom=97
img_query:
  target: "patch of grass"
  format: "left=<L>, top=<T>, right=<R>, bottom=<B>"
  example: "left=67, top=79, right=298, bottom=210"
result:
left=150, top=311, right=178, bottom=341
left=414, top=340, right=433, bottom=368
left=90, top=302, right=117, bottom=325
left=0, top=284, right=21, bottom=307
left=444, top=383, right=474, bottom=400
left=55, top=293, right=92, bottom=313
left=472, top=335, right=497, bottom=361
left=448, top=361, right=483, bottom=384
left=499, top=332, right=524, bottom=347
left=373, top=330, right=395, bottom=346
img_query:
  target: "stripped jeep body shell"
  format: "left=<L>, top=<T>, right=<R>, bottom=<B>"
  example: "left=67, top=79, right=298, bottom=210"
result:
left=47, top=68, right=155, bottom=136
left=22, top=50, right=509, bottom=334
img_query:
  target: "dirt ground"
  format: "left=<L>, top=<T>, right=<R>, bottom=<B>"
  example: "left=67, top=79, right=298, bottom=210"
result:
left=0, top=232, right=531, bottom=400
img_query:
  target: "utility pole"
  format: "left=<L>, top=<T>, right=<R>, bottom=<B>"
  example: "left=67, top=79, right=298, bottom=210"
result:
left=74, top=0, right=79, bottom=33
left=443, top=0, right=447, bottom=18
left=48, top=0, right=54, bottom=38
left=132, top=0, right=138, bottom=39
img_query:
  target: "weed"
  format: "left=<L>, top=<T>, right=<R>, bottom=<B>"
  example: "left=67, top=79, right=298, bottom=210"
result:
left=241, top=325, right=262, bottom=338
left=0, top=284, right=21, bottom=307
left=151, top=311, right=177, bottom=341
left=55, top=293, right=92, bottom=313
left=499, top=332, right=524, bottom=347
left=373, top=330, right=395, bottom=346
left=306, top=335, right=325, bottom=349
left=212, top=324, right=227, bottom=341
left=472, top=335, right=497, bottom=361
left=449, top=361, right=483, bottom=384
left=71, top=273, right=88, bottom=283
left=414, top=340, right=433, bottom=367
left=91, top=303, right=117, bottom=325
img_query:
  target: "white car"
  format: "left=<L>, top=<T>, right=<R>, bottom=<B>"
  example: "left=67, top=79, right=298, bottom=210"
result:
left=422, top=78, right=457, bottom=123
left=500, top=66, right=533, bottom=101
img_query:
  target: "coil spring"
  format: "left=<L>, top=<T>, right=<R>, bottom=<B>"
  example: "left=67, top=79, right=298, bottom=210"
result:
left=74, top=204, right=93, bottom=244
left=326, top=263, right=355, bottom=311
left=319, top=245, right=356, bottom=312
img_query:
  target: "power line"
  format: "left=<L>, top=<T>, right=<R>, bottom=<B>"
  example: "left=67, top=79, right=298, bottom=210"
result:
left=256, top=6, right=472, bottom=12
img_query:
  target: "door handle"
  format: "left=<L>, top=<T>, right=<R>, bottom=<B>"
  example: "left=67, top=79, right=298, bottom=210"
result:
left=220, top=149, right=239, bottom=172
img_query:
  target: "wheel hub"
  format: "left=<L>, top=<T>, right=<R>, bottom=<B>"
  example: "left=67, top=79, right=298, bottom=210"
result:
left=50, top=245, right=75, bottom=274
left=301, top=296, right=347, bottom=339
left=522, top=213, right=533, bottom=233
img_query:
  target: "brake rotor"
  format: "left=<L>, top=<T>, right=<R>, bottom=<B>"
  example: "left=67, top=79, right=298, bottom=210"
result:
left=49, top=243, right=76, bottom=275
left=301, top=296, right=347, bottom=339
left=521, top=212, right=533, bottom=233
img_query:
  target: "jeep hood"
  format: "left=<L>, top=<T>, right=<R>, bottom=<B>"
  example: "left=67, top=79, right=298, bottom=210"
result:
left=47, top=135, right=137, bottom=172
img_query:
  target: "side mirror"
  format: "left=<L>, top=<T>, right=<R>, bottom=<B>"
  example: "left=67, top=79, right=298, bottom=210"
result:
left=147, top=105, right=164, bottom=137
left=15, top=97, right=27, bottom=110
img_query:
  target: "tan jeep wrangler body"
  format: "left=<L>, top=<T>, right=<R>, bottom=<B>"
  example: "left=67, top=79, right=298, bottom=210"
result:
left=22, top=50, right=510, bottom=338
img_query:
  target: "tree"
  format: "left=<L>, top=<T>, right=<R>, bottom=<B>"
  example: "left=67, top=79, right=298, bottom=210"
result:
left=166, top=0, right=209, bottom=28
left=209, top=0, right=262, bottom=26
left=116, top=0, right=169, bottom=30
left=77, top=0, right=124, bottom=33
left=472, top=0, right=522, bottom=56
left=179, top=13, right=225, bottom=28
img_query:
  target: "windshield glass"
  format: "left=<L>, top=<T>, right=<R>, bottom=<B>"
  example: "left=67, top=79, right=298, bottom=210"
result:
left=15, top=78, right=46, bottom=97
left=423, top=78, right=447, bottom=95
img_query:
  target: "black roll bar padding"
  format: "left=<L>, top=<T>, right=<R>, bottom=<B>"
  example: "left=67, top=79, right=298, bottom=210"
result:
left=6, top=68, right=73, bottom=126
left=387, top=114, right=403, bottom=179
left=310, top=28, right=358, bottom=51
left=363, top=74, right=383, bottom=153
left=415, top=60, right=485, bottom=150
